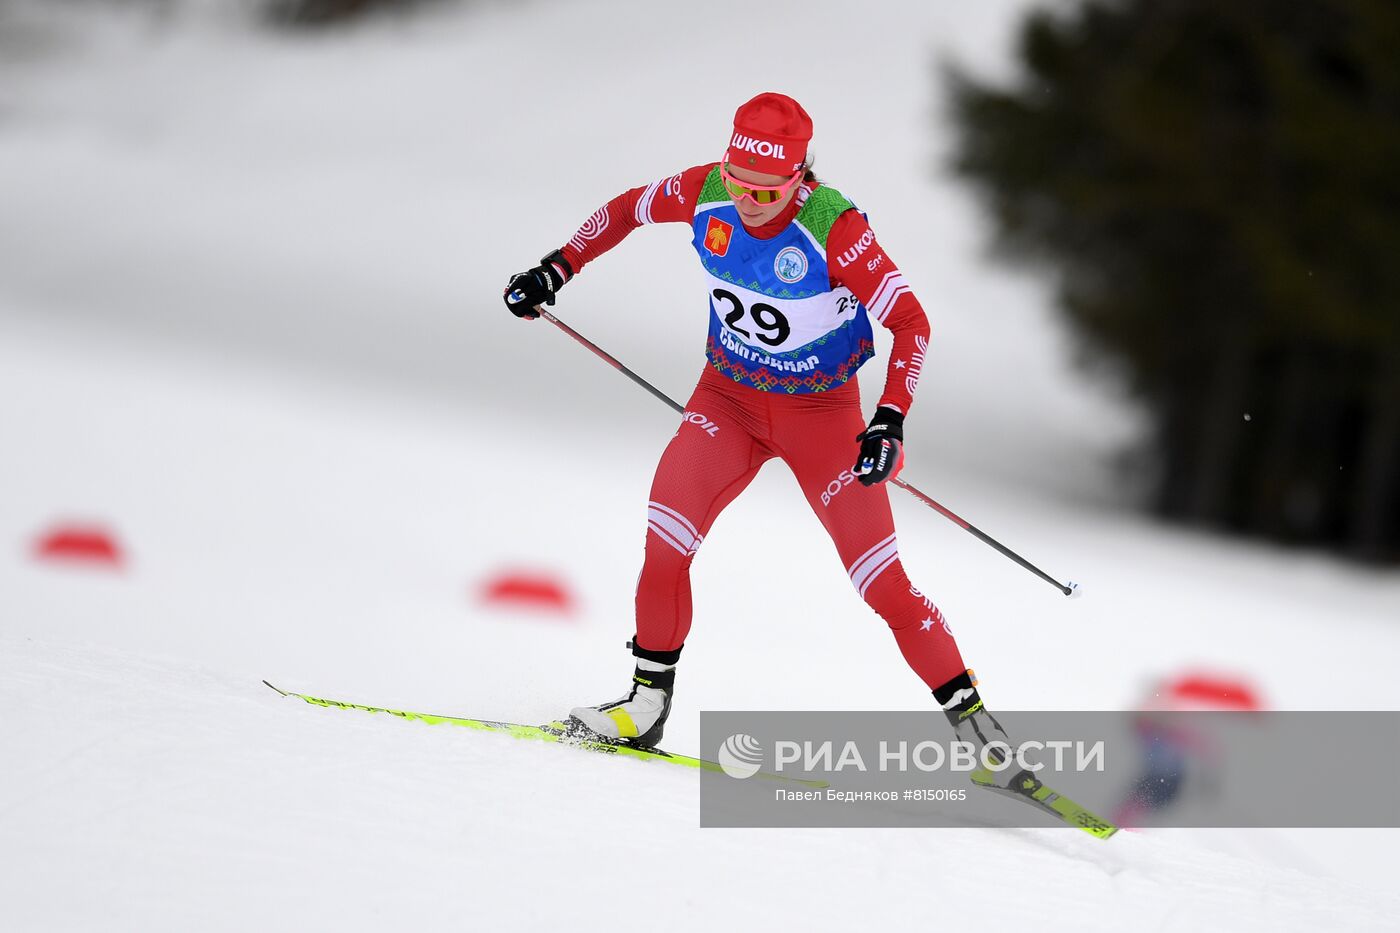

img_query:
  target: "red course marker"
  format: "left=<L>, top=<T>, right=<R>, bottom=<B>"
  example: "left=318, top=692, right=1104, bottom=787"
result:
left=1160, top=673, right=1263, bottom=712
left=33, top=524, right=125, bottom=570
left=479, top=570, right=575, bottom=616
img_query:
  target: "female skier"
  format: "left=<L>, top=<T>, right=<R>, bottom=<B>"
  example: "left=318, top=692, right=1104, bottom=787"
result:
left=503, top=92, right=1013, bottom=777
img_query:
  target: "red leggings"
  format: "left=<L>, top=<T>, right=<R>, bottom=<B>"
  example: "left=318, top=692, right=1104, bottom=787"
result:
left=635, top=366, right=967, bottom=692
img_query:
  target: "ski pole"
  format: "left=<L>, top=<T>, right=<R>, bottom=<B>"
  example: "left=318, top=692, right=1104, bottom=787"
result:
left=535, top=307, right=1081, bottom=598
left=887, top=478, right=1079, bottom=597
left=537, top=308, right=684, bottom=416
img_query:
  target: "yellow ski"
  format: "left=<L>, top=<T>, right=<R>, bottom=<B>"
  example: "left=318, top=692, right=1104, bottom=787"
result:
left=263, top=681, right=826, bottom=788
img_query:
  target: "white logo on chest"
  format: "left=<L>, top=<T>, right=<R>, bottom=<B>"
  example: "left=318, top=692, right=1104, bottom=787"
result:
left=774, top=246, right=808, bottom=284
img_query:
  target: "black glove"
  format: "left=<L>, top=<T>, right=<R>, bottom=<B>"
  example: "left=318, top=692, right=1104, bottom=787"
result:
left=853, top=406, right=905, bottom=486
left=503, top=249, right=573, bottom=319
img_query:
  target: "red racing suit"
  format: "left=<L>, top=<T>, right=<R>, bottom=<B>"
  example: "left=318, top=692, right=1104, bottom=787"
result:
left=557, top=164, right=966, bottom=693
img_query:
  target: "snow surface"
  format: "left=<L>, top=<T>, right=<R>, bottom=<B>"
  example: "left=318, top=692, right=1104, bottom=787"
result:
left=3, top=2, right=1400, bottom=930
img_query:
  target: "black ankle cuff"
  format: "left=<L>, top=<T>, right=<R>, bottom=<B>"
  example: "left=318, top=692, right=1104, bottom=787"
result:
left=628, top=638, right=683, bottom=666
left=632, top=664, right=676, bottom=694
left=932, top=670, right=977, bottom=708
left=933, top=670, right=985, bottom=729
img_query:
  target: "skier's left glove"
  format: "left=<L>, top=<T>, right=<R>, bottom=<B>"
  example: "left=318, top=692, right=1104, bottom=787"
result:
left=853, top=407, right=905, bottom=486
left=503, top=249, right=573, bottom=319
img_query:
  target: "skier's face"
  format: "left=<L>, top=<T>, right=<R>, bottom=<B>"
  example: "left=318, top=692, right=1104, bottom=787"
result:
left=724, top=162, right=801, bottom=227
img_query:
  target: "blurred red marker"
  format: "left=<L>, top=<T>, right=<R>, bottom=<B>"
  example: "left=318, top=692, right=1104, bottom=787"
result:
left=1158, top=673, right=1263, bottom=711
left=1139, top=670, right=1265, bottom=714
left=33, top=524, right=125, bottom=570
left=479, top=569, right=575, bottom=616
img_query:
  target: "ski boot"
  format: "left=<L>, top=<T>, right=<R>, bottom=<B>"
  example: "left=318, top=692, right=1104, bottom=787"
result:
left=934, top=669, right=1041, bottom=796
left=568, top=640, right=680, bottom=748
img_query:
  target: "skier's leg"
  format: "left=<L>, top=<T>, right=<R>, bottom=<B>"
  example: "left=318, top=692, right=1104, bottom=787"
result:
left=634, top=386, right=771, bottom=654
left=776, top=395, right=967, bottom=692
left=778, top=407, right=1033, bottom=786
left=571, top=375, right=771, bottom=744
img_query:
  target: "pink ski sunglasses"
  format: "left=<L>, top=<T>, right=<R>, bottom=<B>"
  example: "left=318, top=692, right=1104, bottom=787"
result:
left=719, top=158, right=804, bottom=205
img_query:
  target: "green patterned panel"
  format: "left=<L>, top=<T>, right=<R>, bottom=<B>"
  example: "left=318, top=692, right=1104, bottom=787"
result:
left=697, top=165, right=728, bottom=209
left=794, top=185, right=856, bottom=249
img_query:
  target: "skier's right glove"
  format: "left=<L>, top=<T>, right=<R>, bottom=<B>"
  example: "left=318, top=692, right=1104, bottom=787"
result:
left=503, top=249, right=574, bottom=320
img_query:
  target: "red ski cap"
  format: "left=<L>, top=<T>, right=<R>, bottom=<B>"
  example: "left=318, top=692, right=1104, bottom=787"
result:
left=727, top=92, right=812, bottom=176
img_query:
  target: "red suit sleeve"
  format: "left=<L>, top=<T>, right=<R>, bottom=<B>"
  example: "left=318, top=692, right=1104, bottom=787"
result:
left=558, top=163, right=715, bottom=275
left=827, top=210, right=930, bottom=415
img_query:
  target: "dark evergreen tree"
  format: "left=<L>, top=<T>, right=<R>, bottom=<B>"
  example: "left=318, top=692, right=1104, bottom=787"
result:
left=948, top=0, right=1400, bottom=560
